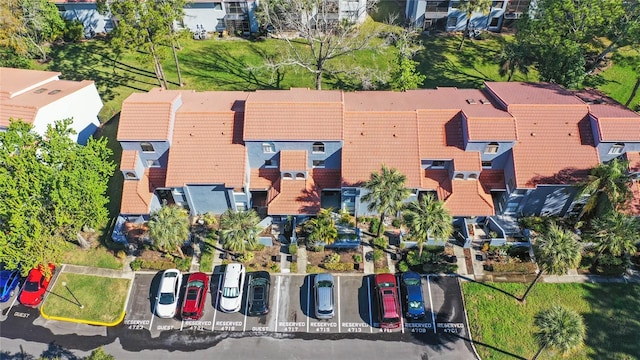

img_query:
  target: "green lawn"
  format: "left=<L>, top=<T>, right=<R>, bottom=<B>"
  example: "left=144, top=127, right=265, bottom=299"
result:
left=42, top=273, right=130, bottom=325
left=463, top=282, right=640, bottom=360
left=61, top=241, right=123, bottom=270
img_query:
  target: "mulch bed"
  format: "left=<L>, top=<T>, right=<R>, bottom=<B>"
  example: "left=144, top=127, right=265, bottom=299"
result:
left=463, top=248, right=474, bottom=275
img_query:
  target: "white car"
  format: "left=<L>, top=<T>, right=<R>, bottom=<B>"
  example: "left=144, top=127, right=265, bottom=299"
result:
left=219, top=263, right=245, bottom=313
left=155, top=269, right=182, bottom=318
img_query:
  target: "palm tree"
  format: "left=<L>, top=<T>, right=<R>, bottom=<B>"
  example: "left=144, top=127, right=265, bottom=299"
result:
left=304, top=208, right=338, bottom=247
left=403, top=194, right=453, bottom=258
left=532, top=305, right=585, bottom=360
left=457, top=0, right=492, bottom=50
left=219, top=209, right=262, bottom=253
left=590, top=211, right=640, bottom=265
left=520, top=223, right=581, bottom=302
left=579, top=158, right=632, bottom=218
left=147, top=205, right=190, bottom=258
left=361, top=165, right=411, bottom=237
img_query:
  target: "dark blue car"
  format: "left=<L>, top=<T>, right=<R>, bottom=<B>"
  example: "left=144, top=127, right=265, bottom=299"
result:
left=0, top=268, right=21, bottom=302
left=401, top=271, right=426, bottom=320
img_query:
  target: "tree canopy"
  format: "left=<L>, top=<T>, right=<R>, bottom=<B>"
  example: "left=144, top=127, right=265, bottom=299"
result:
left=362, top=165, right=411, bottom=237
left=147, top=205, right=191, bottom=258
left=514, top=0, right=640, bottom=88
left=0, top=120, right=114, bottom=274
left=219, top=209, right=262, bottom=253
left=403, top=194, right=453, bottom=257
left=533, top=305, right=585, bottom=359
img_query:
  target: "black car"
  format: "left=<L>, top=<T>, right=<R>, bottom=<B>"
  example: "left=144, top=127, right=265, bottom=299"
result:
left=248, top=272, right=270, bottom=316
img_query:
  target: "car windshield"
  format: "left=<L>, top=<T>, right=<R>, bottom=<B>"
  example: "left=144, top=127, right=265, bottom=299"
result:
left=24, top=281, right=39, bottom=292
left=403, top=278, right=421, bottom=286
left=383, top=317, right=400, bottom=324
left=253, top=286, right=264, bottom=300
left=317, top=280, right=332, bottom=288
left=408, top=300, right=423, bottom=310
left=159, top=292, right=175, bottom=305
left=379, top=282, right=394, bottom=288
left=223, top=286, right=240, bottom=298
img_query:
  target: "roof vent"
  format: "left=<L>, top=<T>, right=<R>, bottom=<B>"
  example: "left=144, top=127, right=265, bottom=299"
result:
left=48, top=90, right=61, bottom=95
left=479, top=99, right=491, bottom=105
left=34, top=88, right=47, bottom=94
left=466, top=99, right=477, bottom=105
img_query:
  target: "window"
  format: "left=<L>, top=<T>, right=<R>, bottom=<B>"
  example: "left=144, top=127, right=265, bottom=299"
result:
left=312, top=142, right=325, bottom=153
left=432, top=160, right=446, bottom=168
left=48, top=90, right=61, bottom=95
left=283, top=172, right=293, bottom=179
left=609, top=143, right=624, bottom=155
left=264, top=159, right=277, bottom=168
left=141, top=142, right=155, bottom=152
left=447, top=16, right=458, bottom=27
left=146, top=159, right=160, bottom=167
left=313, top=160, right=325, bottom=168
left=296, top=172, right=305, bottom=179
left=55, top=4, right=65, bottom=11
left=492, top=1, right=504, bottom=8
left=213, top=2, right=222, bottom=10
left=482, top=161, right=492, bottom=168
left=489, top=17, right=500, bottom=27
left=34, top=88, right=47, bottom=94
left=468, top=173, right=478, bottom=180
left=125, top=171, right=137, bottom=179
left=262, top=142, right=275, bottom=153
left=484, top=142, right=499, bottom=154
left=454, top=173, right=464, bottom=179
left=425, top=1, right=449, bottom=12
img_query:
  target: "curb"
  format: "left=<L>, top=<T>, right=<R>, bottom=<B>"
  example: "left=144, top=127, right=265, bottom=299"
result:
left=40, top=305, right=126, bottom=327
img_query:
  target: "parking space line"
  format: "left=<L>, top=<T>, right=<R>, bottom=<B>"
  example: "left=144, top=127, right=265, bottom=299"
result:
left=306, top=278, right=310, bottom=333
left=180, top=319, right=184, bottom=331
left=149, top=313, right=155, bottom=331
left=396, top=276, right=404, bottom=334
left=6, top=281, right=26, bottom=314
left=366, top=277, right=373, bottom=333
left=426, top=275, right=436, bottom=334
left=211, top=277, right=221, bottom=331
left=337, top=276, right=341, bottom=333
left=274, top=276, right=281, bottom=332
left=243, top=274, right=251, bottom=332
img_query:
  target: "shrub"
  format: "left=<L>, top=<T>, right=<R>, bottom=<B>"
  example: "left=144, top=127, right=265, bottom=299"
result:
left=268, top=262, right=280, bottom=273
left=324, top=253, right=340, bottom=264
left=290, top=262, right=297, bottom=273
left=399, top=242, right=406, bottom=249
left=424, top=245, right=444, bottom=253
left=323, top=262, right=354, bottom=271
left=175, top=257, right=191, bottom=271
left=519, top=216, right=551, bottom=233
left=250, top=244, right=266, bottom=252
left=237, top=252, right=255, bottom=263
left=359, top=217, right=373, bottom=224
left=374, top=267, right=391, bottom=274
left=490, top=261, right=537, bottom=274
left=373, top=237, right=388, bottom=249
left=135, top=259, right=175, bottom=270
left=116, top=250, right=127, bottom=260
left=201, top=212, right=218, bottom=228
left=352, top=253, right=363, bottom=263
left=288, top=244, right=298, bottom=255
left=311, top=245, right=325, bottom=252
left=398, top=260, right=409, bottom=272
left=63, top=20, right=84, bottom=42
left=373, top=249, right=384, bottom=262
left=481, top=242, right=490, bottom=252
left=595, top=254, right=629, bottom=276
left=338, top=211, right=354, bottom=226
left=369, top=218, right=385, bottom=235
left=306, top=264, right=325, bottom=273
left=391, top=218, right=403, bottom=228
left=130, top=259, right=142, bottom=271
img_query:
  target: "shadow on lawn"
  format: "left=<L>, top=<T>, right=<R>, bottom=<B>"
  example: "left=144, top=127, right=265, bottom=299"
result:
left=582, top=283, right=640, bottom=359
left=180, top=45, right=285, bottom=90
left=457, top=275, right=521, bottom=301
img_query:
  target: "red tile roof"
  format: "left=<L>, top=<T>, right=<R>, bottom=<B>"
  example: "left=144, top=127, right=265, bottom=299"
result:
left=120, top=150, right=138, bottom=170
left=342, top=111, right=422, bottom=187
left=120, top=168, right=166, bottom=215
left=485, top=82, right=585, bottom=108
left=589, top=106, right=640, bottom=142
left=0, top=67, right=60, bottom=98
left=479, top=170, right=506, bottom=191
left=117, top=89, right=184, bottom=141
left=244, top=88, right=343, bottom=141
left=444, top=180, right=494, bottom=216
left=280, top=150, right=308, bottom=171
left=626, top=181, right=640, bottom=216
left=463, top=115, right=517, bottom=141
left=250, top=168, right=280, bottom=190
left=509, top=107, right=599, bottom=187
left=311, top=168, right=341, bottom=189
left=627, top=152, right=640, bottom=172
left=164, top=102, right=247, bottom=188
left=417, top=110, right=481, bottom=171
left=421, top=169, right=452, bottom=200
left=268, top=177, right=320, bottom=215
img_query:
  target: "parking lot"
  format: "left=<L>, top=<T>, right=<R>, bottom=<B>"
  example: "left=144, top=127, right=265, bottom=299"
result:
left=122, top=271, right=469, bottom=339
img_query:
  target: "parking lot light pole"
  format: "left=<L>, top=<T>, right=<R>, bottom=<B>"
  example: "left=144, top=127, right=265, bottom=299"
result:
left=62, top=281, right=84, bottom=309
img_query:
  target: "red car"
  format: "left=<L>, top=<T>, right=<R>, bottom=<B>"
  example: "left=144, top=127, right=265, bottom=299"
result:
left=375, top=273, right=401, bottom=329
left=181, top=272, right=209, bottom=320
left=19, top=263, right=56, bottom=307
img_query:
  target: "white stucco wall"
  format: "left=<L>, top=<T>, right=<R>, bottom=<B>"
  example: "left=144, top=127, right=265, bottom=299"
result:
left=32, top=85, right=103, bottom=144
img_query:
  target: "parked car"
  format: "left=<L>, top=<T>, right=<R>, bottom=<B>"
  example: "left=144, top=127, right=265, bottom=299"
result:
left=401, top=271, right=426, bottom=320
left=247, top=271, right=270, bottom=316
left=155, top=269, right=183, bottom=318
left=375, top=273, right=401, bottom=329
left=219, top=263, right=245, bottom=313
left=181, top=272, right=208, bottom=320
left=0, top=267, right=21, bottom=302
left=314, top=273, right=335, bottom=320
left=19, top=263, right=55, bottom=307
